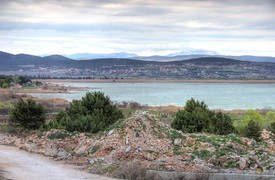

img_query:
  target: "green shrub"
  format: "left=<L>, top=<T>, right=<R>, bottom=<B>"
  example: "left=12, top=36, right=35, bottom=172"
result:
left=2, top=83, right=9, bottom=88
left=48, top=91, right=123, bottom=133
left=47, top=131, right=69, bottom=140
left=9, top=98, right=46, bottom=130
left=234, top=110, right=265, bottom=132
left=270, top=122, right=275, bottom=134
left=171, top=98, right=235, bottom=135
left=90, top=145, right=100, bottom=154
left=243, top=120, right=261, bottom=141
left=209, top=111, right=235, bottom=135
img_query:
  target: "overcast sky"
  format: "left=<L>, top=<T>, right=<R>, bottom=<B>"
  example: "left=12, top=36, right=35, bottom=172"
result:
left=0, top=0, right=275, bottom=56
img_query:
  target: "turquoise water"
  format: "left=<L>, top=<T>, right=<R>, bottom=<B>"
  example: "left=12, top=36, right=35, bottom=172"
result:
left=29, top=82, right=275, bottom=110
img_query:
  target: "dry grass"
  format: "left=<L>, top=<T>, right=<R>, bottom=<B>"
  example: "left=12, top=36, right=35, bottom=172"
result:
left=114, top=161, right=147, bottom=180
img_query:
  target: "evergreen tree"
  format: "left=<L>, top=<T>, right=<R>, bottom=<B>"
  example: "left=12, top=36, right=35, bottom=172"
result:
left=171, top=98, right=235, bottom=135
left=9, top=98, right=46, bottom=130
left=49, top=91, right=123, bottom=133
left=243, top=120, right=261, bottom=141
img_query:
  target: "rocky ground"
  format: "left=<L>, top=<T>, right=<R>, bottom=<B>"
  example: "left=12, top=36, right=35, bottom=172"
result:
left=1, top=111, right=275, bottom=178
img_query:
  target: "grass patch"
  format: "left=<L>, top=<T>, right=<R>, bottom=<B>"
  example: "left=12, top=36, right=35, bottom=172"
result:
left=225, top=159, right=239, bottom=168
left=0, top=102, right=13, bottom=108
left=191, top=134, right=242, bottom=148
left=193, top=149, right=212, bottom=160
left=121, top=108, right=136, bottom=118
left=23, top=86, right=37, bottom=90
left=90, top=145, right=100, bottom=154
left=47, top=131, right=69, bottom=140
left=168, top=129, right=186, bottom=145
left=106, top=118, right=125, bottom=132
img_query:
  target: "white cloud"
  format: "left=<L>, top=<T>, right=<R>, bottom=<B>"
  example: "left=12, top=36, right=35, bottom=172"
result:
left=0, top=0, right=274, bottom=56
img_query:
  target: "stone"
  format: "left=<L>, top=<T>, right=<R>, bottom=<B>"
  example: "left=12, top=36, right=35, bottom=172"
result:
left=88, top=159, right=95, bottom=165
left=146, top=153, right=155, bottom=161
left=177, top=130, right=184, bottom=136
left=186, top=137, right=195, bottom=146
left=57, top=148, right=67, bottom=159
left=174, top=138, right=182, bottom=146
left=125, top=146, right=131, bottom=153
left=208, top=147, right=216, bottom=153
left=44, top=144, right=58, bottom=157
left=239, top=157, right=247, bottom=170
left=126, top=137, right=129, bottom=145
left=108, top=130, right=114, bottom=136
left=227, top=142, right=243, bottom=153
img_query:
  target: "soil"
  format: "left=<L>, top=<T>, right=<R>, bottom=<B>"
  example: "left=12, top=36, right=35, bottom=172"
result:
left=0, top=145, right=115, bottom=180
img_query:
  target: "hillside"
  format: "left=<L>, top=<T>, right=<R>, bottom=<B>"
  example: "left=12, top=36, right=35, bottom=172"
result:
left=0, top=51, right=275, bottom=79
left=1, top=111, right=275, bottom=178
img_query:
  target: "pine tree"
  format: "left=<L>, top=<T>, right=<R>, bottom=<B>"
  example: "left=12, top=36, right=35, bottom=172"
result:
left=9, top=98, right=46, bottom=130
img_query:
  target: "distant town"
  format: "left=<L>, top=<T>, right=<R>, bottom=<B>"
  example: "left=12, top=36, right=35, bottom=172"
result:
left=0, top=51, right=275, bottom=80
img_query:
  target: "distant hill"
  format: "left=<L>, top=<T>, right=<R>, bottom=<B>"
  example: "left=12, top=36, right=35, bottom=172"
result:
left=133, top=54, right=275, bottom=63
left=64, top=52, right=138, bottom=60
left=38, top=49, right=275, bottom=63
left=0, top=51, right=274, bottom=79
left=43, top=55, right=73, bottom=61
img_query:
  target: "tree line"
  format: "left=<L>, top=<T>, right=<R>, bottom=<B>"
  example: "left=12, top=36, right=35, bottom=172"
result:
left=8, top=92, right=275, bottom=141
left=0, top=75, right=42, bottom=88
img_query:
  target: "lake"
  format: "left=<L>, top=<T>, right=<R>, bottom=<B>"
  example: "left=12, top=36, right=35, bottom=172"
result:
left=29, top=82, right=275, bottom=110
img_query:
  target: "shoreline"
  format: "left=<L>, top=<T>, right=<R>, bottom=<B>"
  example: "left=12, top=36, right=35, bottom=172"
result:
left=36, top=79, right=275, bottom=84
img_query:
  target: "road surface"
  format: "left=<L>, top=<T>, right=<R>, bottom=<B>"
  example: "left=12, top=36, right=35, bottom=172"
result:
left=0, top=145, right=114, bottom=180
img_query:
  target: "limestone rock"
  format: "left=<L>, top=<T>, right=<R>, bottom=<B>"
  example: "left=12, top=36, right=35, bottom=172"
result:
left=239, top=157, right=247, bottom=170
left=108, top=130, right=114, bottom=136
left=174, top=138, right=182, bottom=146
left=57, top=148, right=67, bottom=159
left=44, top=144, right=58, bottom=157
left=125, top=146, right=131, bottom=153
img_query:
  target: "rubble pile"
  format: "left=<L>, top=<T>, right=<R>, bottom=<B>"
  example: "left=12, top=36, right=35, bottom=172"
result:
left=1, top=111, right=275, bottom=175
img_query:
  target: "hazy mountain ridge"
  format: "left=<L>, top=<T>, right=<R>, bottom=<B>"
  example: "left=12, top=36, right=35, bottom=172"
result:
left=167, top=48, right=220, bottom=56
left=1, top=51, right=275, bottom=80
left=64, top=52, right=138, bottom=60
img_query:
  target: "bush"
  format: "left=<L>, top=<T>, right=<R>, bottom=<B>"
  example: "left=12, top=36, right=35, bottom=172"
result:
left=2, top=83, right=9, bottom=88
left=48, top=91, right=123, bottom=133
left=171, top=98, right=235, bottom=135
left=243, top=120, right=261, bottom=141
left=9, top=98, right=46, bottom=130
left=269, top=122, right=275, bottom=134
left=209, top=111, right=235, bottom=135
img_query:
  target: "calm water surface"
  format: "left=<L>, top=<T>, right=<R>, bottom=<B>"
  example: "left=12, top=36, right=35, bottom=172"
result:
left=30, top=82, right=275, bottom=110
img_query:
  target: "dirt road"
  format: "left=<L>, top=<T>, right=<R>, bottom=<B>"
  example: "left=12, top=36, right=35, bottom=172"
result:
left=0, top=145, right=114, bottom=180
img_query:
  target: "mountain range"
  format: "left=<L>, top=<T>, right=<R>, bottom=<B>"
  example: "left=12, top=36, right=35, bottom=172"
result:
left=0, top=50, right=275, bottom=80
left=57, top=49, right=275, bottom=63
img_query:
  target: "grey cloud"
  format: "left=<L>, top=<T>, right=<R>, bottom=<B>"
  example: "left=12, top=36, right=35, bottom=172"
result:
left=0, top=0, right=274, bottom=56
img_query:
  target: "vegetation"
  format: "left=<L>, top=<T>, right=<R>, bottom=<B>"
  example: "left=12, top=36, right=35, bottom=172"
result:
left=48, top=91, right=124, bottom=133
left=171, top=98, right=235, bottom=135
left=47, top=131, right=70, bottom=140
left=9, top=98, right=46, bottom=130
left=0, top=75, right=33, bottom=88
left=234, top=110, right=275, bottom=140
left=243, top=120, right=262, bottom=141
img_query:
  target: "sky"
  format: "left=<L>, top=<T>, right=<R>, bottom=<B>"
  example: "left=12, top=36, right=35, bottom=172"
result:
left=0, top=0, right=275, bottom=56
